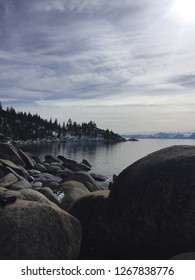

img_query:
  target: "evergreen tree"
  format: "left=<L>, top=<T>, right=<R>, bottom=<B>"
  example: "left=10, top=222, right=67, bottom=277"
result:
left=0, top=103, right=124, bottom=142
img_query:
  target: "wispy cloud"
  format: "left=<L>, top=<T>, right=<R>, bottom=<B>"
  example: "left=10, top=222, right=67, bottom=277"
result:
left=0, top=0, right=195, bottom=132
left=169, top=74, right=195, bottom=87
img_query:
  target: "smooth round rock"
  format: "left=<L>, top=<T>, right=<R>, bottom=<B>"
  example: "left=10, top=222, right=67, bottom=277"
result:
left=69, top=190, right=110, bottom=259
left=62, top=171, right=100, bottom=192
left=105, top=145, right=195, bottom=259
left=0, top=200, right=82, bottom=259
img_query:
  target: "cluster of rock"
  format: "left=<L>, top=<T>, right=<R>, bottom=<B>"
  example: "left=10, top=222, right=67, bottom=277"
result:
left=0, top=143, right=109, bottom=259
left=1, top=143, right=195, bottom=260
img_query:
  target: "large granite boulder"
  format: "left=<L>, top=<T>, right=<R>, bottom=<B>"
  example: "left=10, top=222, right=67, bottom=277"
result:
left=58, top=155, right=78, bottom=170
left=2, top=167, right=32, bottom=190
left=59, top=186, right=88, bottom=211
left=34, top=173, right=61, bottom=183
left=18, top=149, right=36, bottom=169
left=62, top=171, right=100, bottom=192
left=0, top=159, right=29, bottom=180
left=34, top=163, right=47, bottom=173
left=1, top=188, right=56, bottom=206
left=42, top=179, right=59, bottom=191
left=76, top=162, right=91, bottom=172
left=0, top=199, right=82, bottom=259
left=30, top=154, right=42, bottom=164
left=32, top=182, right=43, bottom=188
left=58, top=156, right=90, bottom=172
left=36, top=187, right=61, bottom=207
left=0, top=173, right=18, bottom=187
left=7, top=180, right=32, bottom=191
left=105, top=145, right=195, bottom=259
left=82, top=159, right=91, bottom=168
left=0, top=143, right=25, bottom=167
left=69, top=190, right=110, bottom=259
left=56, top=169, right=73, bottom=179
left=45, top=155, right=62, bottom=164
left=46, top=164, right=63, bottom=174
left=59, top=180, right=90, bottom=193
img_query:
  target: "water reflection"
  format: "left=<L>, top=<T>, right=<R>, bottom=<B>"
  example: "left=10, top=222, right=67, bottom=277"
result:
left=20, top=141, right=120, bottom=178
left=20, top=139, right=195, bottom=178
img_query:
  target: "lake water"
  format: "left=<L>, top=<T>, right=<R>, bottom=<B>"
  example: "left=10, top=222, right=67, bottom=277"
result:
left=20, top=139, right=195, bottom=179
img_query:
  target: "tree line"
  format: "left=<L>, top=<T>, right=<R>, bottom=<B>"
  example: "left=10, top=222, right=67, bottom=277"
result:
left=0, top=102, right=123, bottom=142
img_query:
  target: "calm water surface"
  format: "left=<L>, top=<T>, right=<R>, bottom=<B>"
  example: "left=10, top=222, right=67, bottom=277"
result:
left=21, top=139, right=195, bottom=179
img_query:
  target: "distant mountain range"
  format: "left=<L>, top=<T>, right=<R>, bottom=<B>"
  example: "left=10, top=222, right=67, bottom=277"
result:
left=122, top=132, right=195, bottom=140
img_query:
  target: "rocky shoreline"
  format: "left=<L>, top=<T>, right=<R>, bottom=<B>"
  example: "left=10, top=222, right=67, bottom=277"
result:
left=1, top=143, right=195, bottom=259
left=0, top=142, right=112, bottom=259
left=3, top=134, right=126, bottom=147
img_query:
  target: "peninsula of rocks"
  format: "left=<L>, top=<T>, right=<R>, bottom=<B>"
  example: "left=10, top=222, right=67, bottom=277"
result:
left=1, top=143, right=195, bottom=260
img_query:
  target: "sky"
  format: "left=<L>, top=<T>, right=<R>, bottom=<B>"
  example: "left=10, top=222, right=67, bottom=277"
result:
left=0, top=0, right=195, bottom=134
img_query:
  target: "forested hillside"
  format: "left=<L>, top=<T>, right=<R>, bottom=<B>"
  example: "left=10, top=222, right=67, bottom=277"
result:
left=0, top=102, right=124, bottom=143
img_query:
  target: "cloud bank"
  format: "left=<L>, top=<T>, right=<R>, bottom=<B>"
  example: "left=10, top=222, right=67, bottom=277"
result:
left=0, top=0, right=195, bottom=133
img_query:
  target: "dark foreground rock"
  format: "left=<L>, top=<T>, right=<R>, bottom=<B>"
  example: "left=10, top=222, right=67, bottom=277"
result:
left=170, top=252, right=195, bottom=260
left=0, top=199, right=82, bottom=259
left=105, top=145, right=195, bottom=259
left=69, top=190, right=110, bottom=259
left=0, top=143, right=26, bottom=167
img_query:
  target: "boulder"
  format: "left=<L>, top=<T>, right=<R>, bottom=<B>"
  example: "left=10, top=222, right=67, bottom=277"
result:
left=58, top=156, right=80, bottom=171
left=18, top=149, right=36, bottom=168
left=3, top=167, right=32, bottom=190
left=0, top=173, right=18, bottom=187
left=0, top=159, right=29, bottom=180
left=42, top=162, right=50, bottom=168
left=34, top=172, right=60, bottom=182
left=57, top=169, right=73, bottom=179
left=45, top=155, right=62, bottom=164
left=28, top=169, right=41, bottom=176
left=7, top=179, right=32, bottom=191
left=19, top=189, right=57, bottom=205
left=34, top=163, right=47, bottom=173
left=82, top=159, right=91, bottom=168
left=0, top=199, right=82, bottom=259
left=42, top=180, right=59, bottom=191
left=32, top=182, right=43, bottom=188
left=69, top=190, right=110, bottom=259
left=34, top=177, right=46, bottom=183
left=46, top=164, right=63, bottom=174
left=62, top=171, right=100, bottom=192
left=0, top=143, right=25, bottom=167
left=1, top=188, right=55, bottom=206
left=77, top=163, right=91, bottom=172
left=59, top=180, right=90, bottom=193
left=59, top=187, right=88, bottom=211
left=90, top=173, right=109, bottom=182
left=105, top=145, right=195, bottom=259
left=36, top=187, right=61, bottom=207
left=30, top=154, right=42, bottom=164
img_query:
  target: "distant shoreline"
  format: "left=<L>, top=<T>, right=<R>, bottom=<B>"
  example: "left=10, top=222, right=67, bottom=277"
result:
left=122, top=131, right=195, bottom=140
